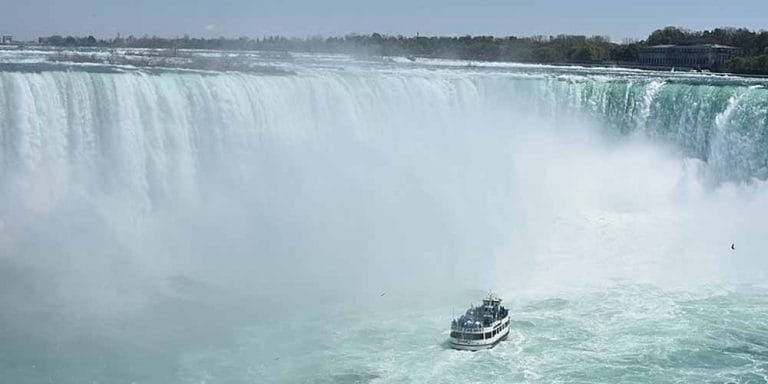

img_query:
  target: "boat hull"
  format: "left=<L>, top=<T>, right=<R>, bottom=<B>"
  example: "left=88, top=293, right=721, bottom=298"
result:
left=449, top=329, right=508, bottom=351
left=449, top=316, right=510, bottom=351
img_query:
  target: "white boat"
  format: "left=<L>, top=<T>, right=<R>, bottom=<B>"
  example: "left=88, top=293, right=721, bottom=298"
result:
left=449, top=292, right=510, bottom=351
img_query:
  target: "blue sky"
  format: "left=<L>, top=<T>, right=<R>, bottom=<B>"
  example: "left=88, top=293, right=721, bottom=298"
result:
left=2, top=0, right=767, bottom=41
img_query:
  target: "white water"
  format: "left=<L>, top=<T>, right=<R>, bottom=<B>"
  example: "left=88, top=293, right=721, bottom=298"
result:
left=2, top=51, right=768, bottom=383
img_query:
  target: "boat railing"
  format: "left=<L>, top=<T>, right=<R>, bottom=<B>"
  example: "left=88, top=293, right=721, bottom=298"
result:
left=451, top=326, right=483, bottom=332
left=450, top=323, right=493, bottom=332
left=451, top=314, right=508, bottom=332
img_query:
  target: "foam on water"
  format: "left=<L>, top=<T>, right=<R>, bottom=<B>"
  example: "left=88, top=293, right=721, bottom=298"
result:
left=2, top=50, right=768, bottom=383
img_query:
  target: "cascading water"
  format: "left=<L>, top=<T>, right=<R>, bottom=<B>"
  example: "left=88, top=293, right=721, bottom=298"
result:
left=2, top=51, right=768, bottom=383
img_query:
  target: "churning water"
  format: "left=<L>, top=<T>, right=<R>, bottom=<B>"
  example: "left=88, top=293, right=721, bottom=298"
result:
left=2, top=50, right=768, bottom=383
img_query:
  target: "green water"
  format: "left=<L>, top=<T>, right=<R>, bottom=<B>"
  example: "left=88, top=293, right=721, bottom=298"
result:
left=2, top=50, right=768, bottom=383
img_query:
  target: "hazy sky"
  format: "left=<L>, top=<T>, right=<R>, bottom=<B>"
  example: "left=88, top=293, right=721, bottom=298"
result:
left=2, top=0, right=767, bottom=41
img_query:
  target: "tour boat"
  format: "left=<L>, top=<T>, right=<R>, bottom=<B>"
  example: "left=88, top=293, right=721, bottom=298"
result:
left=449, top=292, right=510, bottom=351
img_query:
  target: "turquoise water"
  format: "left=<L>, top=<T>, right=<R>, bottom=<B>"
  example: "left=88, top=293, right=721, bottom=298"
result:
left=2, top=49, right=768, bottom=383
left=171, top=288, right=768, bottom=383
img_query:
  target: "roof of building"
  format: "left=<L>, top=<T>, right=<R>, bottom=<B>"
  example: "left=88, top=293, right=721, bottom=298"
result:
left=643, top=44, right=738, bottom=50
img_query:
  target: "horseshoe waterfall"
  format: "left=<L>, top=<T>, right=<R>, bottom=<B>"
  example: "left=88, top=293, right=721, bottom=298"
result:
left=2, top=52, right=768, bottom=383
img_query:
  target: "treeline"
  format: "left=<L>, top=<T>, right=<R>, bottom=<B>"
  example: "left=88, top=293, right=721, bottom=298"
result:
left=647, top=27, right=768, bottom=55
left=37, top=33, right=640, bottom=64
left=34, top=26, right=768, bottom=75
left=646, top=26, right=768, bottom=75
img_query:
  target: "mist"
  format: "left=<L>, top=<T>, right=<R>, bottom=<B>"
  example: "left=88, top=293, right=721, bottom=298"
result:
left=2, top=56, right=768, bottom=382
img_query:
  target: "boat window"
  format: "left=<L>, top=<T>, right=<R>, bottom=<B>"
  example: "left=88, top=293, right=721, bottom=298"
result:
left=452, top=332, right=485, bottom=340
left=466, top=333, right=483, bottom=340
